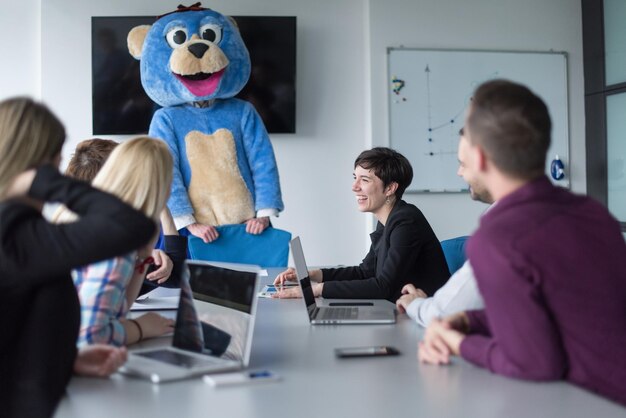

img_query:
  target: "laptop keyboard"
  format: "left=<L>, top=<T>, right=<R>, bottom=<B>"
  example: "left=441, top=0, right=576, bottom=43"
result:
left=136, top=349, right=220, bottom=369
left=318, top=307, right=359, bottom=320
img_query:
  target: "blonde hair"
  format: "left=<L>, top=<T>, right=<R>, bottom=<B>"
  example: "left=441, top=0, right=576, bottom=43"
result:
left=54, top=137, right=172, bottom=223
left=0, top=97, right=65, bottom=199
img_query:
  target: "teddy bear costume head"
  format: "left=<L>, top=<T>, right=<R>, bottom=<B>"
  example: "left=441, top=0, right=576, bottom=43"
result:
left=128, top=3, right=251, bottom=106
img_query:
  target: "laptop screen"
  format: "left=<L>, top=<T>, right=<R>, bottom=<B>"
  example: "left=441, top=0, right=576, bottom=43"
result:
left=290, top=237, right=318, bottom=316
left=171, top=262, right=258, bottom=364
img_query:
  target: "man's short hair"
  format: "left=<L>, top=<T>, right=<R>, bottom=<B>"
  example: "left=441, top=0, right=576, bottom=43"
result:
left=354, top=147, right=413, bottom=199
left=65, top=139, right=118, bottom=182
left=466, top=79, right=551, bottom=180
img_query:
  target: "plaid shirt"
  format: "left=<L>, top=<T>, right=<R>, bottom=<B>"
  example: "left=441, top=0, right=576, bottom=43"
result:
left=73, top=251, right=136, bottom=347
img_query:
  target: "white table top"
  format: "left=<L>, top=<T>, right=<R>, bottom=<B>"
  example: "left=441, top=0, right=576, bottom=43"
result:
left=55, top=271, right=625, bottom=417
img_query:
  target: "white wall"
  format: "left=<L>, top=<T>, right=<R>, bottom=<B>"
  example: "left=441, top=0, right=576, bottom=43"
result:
left=369, top=0, right=586, bottom=239
left=0, top=0, right=41, bottom=98
left=1, top=0, right=586, bottom=264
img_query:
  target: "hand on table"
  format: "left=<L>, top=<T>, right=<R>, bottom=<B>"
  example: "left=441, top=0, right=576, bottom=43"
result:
left=272, top=268, right=302, bottom=298
left=272, top=282, right=323, bottom=299
left=274, top=268, right=323, bottom=287
left=395, top=284, right=427, bottom=314
left=73, top=344, right=128, bottom=377
left=418, top=313, right=468, bottom=365
left=273, top=267, right=298, bottom=287
left=136, top=312, right=175, bottom=339
left=272, top=285, right=302, bottom=299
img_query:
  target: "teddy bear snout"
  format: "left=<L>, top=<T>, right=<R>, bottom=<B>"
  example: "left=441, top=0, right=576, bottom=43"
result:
left=188, top=43, right=209, bottom=59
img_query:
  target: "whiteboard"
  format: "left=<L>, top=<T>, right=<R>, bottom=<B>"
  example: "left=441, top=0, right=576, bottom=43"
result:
left=388, top=48, right=569, bottom=193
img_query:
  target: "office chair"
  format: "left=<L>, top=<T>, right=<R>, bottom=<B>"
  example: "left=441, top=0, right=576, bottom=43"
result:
left=187, top=224, right=291, bottom=268
left=440, top=236, right=469, bottom=275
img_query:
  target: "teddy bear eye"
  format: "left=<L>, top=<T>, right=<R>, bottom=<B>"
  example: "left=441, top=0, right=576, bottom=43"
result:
left=199, top=23, right=222, bottom=44
left=166, top=27, right=188, bottom=48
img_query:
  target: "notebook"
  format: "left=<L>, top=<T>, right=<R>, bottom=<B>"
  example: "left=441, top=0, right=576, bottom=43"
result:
left=290, top=237, right=395, bottom=325
left=119, top=260, right=260, bottom=383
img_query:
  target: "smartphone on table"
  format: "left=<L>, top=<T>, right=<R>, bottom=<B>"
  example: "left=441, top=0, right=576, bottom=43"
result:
left=335, top=346, right=400, bottom=358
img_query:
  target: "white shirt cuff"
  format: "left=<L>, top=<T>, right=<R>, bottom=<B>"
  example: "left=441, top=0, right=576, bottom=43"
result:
left=173, top=214, right=196, bottom=231
left=256, top=208, right=279, bottom=218
left=405, top=298, right=423, bottom=322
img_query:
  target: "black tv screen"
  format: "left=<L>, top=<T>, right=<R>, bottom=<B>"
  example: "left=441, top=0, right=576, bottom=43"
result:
left=91, top=15, right=296, bottom=134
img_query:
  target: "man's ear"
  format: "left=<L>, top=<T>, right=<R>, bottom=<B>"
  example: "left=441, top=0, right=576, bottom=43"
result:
left=475, top=146, right=488, bottom=172
left=127, top=25, right=151, bottom=60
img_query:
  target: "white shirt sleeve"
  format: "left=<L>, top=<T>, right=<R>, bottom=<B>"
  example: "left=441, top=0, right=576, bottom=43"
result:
left=405, top=261, right=484, bottom=327
left=256, top=208, right=279, bottom=218
left=173, top=213, right=196, bottom=231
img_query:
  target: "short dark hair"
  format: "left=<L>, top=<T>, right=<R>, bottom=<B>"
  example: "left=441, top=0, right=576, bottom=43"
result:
left=467, top=79, right=551, bottom=180
left=65, top=138, right=119, bottom=182
left=354, top=147, right=413, bottom=199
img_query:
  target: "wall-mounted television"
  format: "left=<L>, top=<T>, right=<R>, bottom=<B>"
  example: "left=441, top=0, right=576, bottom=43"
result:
left=91, top=15, right=296, bottom=135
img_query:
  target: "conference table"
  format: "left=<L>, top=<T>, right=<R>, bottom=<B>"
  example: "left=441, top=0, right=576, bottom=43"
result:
left=55, top=269, right=625, bottom=418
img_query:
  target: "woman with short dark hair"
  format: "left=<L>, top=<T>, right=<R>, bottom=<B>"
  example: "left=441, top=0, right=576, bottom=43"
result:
left=275, top=147, right=450, bottom=301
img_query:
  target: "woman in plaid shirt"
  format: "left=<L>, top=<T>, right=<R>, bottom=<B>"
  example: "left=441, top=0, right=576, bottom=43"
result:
left=56, top=137, right=177, bottom=346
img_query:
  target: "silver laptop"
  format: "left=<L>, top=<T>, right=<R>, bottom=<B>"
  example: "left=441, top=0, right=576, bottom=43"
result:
left=120, top=260, right=260, bottom=383
left=290, top=237, right=395, bottom=325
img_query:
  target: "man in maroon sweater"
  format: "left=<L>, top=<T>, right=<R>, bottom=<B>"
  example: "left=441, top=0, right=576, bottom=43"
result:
left=418, top=79, right=626, bottom=406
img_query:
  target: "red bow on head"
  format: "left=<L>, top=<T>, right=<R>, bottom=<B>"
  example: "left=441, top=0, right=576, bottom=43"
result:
left=156, top=2, right=211, bottom=20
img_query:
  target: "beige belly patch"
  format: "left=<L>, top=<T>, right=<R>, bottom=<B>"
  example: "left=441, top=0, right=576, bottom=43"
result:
left=186, top=129, right=254, bottom=226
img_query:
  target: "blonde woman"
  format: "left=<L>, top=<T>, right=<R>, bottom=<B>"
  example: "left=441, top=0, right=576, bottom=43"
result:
left=55, top=137, right=176, bottom=347
left=59, top=138, right=184, bottom=295
left=0, top=97, right=154, bottom=418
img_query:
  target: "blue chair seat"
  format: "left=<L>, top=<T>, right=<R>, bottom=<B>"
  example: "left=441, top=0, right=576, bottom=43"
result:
left=187, top=224, right=291, bottom=268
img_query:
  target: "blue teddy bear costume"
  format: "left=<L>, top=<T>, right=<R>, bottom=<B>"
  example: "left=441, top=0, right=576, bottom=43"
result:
left=128, top=3, right=283, bottom=230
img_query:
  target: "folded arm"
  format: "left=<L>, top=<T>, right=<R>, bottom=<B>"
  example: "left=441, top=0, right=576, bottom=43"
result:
left=1, top=166, right=155, bottom=286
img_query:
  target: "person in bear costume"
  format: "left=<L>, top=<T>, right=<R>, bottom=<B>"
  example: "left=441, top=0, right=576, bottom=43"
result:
left=128, top=3, right=283, bottom=243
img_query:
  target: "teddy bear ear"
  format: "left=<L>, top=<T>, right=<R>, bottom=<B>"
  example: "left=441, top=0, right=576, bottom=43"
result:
left=127, top=25, right=151, bottom=60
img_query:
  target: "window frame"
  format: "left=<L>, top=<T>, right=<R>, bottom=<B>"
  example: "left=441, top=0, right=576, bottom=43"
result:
left=582, top=0, right=626, bottom=230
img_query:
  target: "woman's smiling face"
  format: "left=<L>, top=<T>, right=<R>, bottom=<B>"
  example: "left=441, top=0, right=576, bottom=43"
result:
left=352, top=165, right=388, bottom=214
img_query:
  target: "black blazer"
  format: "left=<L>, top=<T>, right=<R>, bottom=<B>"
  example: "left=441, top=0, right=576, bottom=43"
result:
left=321, top=199, right=450, bottom=301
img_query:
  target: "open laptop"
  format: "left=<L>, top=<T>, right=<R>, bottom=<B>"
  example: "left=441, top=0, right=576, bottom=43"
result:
left=290, top=237, right=395, bottom=325
left=120, top=260, right=260, bottom=383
